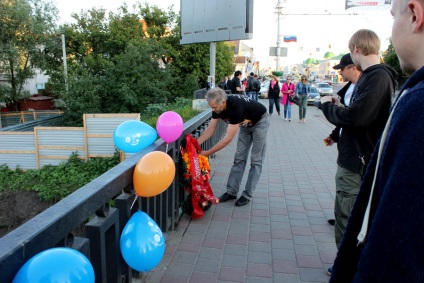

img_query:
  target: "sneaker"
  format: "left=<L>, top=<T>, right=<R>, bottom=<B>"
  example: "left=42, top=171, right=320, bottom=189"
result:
left=327, top=267, right=333, bottom=276
left=284, top=118, right=288, bottom=121
left=235, top=196, right=250, bottom=206
left=218, top=192, right=236, bottom=202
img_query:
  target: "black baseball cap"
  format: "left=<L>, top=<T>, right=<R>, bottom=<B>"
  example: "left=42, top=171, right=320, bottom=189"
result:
left=333, top=53, right=354, bottom=70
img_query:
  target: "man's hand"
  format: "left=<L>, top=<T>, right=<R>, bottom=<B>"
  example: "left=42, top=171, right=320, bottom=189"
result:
left=321, top=96, right=333, bottom=104
left=324, top=136, right=335, bottom=146
left=239, top=119, right=252, bottom=127
left=331, top=96, right=343, bottom=107
left=199, top=150, right=211, bottom=157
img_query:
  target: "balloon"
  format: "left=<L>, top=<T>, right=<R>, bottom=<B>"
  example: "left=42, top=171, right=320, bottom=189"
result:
left=12, top=247, right=95, bottom=283
left=114, top=120, right=157, bottom=153
left=156, top=111, right=184, bottom=143
left=120, top=211, right=165, bottom=272
left=133, top=151, right=175, bottom=197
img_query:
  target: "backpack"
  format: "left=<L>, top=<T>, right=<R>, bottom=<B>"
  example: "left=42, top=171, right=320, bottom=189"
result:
left=247, top=78, right=260, bottom=92
left=252, top=78, right=260, bottom=91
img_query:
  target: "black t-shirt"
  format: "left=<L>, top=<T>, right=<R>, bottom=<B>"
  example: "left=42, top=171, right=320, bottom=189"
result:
left=230, top=77, right=242, bottom=94
left=211, top=95, right=266, bottom=127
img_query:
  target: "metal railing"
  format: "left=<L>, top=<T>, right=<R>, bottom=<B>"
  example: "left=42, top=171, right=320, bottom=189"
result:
left=0, top=110, right=64, bottom=129
left=0, top=109, right=227, bottom=283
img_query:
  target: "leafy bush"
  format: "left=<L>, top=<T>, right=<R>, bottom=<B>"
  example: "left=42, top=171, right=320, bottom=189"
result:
left=0, top=151, right=120, bottom=202
left=141, top=98, right=201, bottom=128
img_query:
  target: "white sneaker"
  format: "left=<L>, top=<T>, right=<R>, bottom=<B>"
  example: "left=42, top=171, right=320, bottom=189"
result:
left=284, top=118, right=288, bottom=121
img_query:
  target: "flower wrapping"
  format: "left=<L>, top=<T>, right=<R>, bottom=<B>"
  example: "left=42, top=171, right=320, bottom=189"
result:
left=180, top=134, right=218, bottom=219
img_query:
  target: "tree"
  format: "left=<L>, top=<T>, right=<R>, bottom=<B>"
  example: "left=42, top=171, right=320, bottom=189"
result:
left=43, top=3, right=235, bottom=125
left=382, top=39, right=404, bottom=79
left=0, top=0, right=58, bottom=110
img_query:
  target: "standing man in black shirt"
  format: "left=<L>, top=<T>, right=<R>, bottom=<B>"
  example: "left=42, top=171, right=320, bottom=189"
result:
left=197, top=88, right=270, bottom=206
left=230, top=70, right=244, bottom=95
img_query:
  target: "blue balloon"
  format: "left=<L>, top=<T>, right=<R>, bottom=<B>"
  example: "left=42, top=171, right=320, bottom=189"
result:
left=120, top=211, right=165, bottom=272
left=114, top=120, right=157, bottom=153
left=13, top=247, right=95, bottom=283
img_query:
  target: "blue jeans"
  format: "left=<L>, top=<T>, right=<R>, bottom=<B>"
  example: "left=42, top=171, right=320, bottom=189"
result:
left=249, top=91, right=258, bottom=101
left=226, top=113, right=270, bottom=200
left=268, top=97, right=281, bottom=114
left=284, top=101, right=292, bottom=119
left=297, top=94, right=308, bottom=119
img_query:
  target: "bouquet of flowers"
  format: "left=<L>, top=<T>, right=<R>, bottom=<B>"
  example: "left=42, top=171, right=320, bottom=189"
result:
left=179, top=134, right=219, bottom=219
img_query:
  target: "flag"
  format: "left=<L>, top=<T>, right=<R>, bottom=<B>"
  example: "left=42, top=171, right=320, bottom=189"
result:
left=283, top=35, right=297, bottom=43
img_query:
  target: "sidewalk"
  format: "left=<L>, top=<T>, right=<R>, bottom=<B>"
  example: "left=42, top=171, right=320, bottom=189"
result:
left=146, top=102, right=338, bottom=283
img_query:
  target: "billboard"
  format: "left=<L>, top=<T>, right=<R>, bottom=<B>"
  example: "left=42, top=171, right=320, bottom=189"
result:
left=269, top=47, right=288, bottom=57
left=180, top=0, right=254, bottom=44
left=345, top=0, right=392, bottom=10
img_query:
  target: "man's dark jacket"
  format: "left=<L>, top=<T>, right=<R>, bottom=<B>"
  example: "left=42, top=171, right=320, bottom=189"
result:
left=328, top=81, right=352, bottom=143
left=329, top=67, right=424, bottom=283
left=321, top=64, right=397, bottom=174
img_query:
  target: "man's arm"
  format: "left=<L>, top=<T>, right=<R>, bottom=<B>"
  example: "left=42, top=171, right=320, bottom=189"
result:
left=199, top=123, right=239, bottom=157
left=197, top=118, right=219, bottom=145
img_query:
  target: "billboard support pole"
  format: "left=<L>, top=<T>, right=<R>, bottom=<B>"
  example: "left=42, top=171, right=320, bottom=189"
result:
left=209, top=42, right=216, bottom=82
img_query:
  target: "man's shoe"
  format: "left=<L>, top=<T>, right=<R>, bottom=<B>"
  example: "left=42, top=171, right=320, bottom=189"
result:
left=327, top=267, right=333, bottom=276
left=235, top=196, right=250, bottom=206
left=218, top=192, right=236, bottom=202
left=327, top=219, right=335, bottom=225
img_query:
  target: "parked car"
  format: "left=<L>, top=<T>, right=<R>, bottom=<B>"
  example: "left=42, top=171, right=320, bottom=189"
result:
left=315, top=83, right=333, bottom=96
left=259, top=79, right=270, bottom=98
left=322, top=80, right=333, bottom=86
left=308, top=86, right=320, bottom=105
left=293, top=86, right=320, bottom=105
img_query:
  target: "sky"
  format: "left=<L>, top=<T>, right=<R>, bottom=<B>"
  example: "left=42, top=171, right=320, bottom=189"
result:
left=53, top=0, right=394, bottom=69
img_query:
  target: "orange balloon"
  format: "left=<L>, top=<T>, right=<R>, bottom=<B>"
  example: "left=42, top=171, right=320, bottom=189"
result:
left=133, top=151, right=176, bottom=197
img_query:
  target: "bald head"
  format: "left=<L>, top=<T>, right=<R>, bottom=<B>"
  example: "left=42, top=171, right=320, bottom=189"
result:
left=391, top=0, right=424, bottom=73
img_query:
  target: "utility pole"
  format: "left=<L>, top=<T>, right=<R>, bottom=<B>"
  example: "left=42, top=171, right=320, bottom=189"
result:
left=275, top=0, right=284, bottom=72
left=61, top=33, right=68, bottom=93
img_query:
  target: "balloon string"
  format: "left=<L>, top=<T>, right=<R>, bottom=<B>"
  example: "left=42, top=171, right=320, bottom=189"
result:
left=130, top=195, right=138, bottom=210
left=166, top=143, right=169, bottom=152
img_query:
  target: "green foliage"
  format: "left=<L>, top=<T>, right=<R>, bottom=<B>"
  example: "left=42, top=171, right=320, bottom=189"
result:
left=0, top=0, right=58, bottom=110
left=140, top=97, right=201, bottom=128
left=0, top=151, right=120, bottom=202
left=382, top=39, right=404, bottom=79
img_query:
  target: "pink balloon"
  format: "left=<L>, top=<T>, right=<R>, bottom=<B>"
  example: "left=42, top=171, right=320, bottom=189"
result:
left=156, top=111, right=184, bottom=143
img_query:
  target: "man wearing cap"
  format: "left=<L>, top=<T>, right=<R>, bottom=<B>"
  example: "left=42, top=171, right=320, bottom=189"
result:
left=320, top=54, right=362, bottom=230
left=319, top=45, right=396, bottom=274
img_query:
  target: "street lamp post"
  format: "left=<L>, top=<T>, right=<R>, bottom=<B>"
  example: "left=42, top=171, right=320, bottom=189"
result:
left=275, top=0, right=284, bottom=72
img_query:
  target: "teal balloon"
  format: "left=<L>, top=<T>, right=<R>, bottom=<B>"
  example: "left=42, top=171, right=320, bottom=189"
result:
left=114, top=120, right=157, bottom=153
left=12, top=247, right=94, bottom=283
left=120, top=211, right=165, bottom=272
